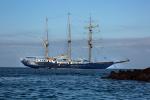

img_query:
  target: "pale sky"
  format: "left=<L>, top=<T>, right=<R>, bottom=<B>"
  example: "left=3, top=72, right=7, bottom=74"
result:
left=0, top=0, right=150, bottom=42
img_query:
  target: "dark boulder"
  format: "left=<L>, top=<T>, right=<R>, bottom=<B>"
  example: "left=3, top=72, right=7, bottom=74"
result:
left=104, top=67, right=150, bottom=82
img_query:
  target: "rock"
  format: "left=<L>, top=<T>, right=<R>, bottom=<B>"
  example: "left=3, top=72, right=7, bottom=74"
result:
left=104, top=67, right=150, bottom=82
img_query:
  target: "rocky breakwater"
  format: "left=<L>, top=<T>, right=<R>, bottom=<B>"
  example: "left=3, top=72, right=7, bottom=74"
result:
left=104, top=68, right=150, bottom=82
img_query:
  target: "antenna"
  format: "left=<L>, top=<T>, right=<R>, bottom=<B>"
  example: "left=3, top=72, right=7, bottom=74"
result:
left=86, top=15, right=99, bottom=63
left=67, top=13, right=72, bottom=63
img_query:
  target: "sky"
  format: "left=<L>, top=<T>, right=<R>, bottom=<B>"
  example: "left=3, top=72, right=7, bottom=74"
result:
left=0, top=0, right=150, bottom=42
left=0, top=0, right=150, bottom=68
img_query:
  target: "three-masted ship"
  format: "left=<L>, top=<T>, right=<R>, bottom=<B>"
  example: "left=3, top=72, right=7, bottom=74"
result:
left=21, top=14, right=129, bottom=69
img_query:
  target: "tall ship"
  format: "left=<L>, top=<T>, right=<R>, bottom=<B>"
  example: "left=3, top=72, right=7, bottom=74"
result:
left=21, top=14, right=129, bottom=69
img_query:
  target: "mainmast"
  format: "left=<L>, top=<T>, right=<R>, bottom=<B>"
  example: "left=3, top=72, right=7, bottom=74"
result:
left=44, top=17, right=49, bottom=58
left=67, top=13, right=72, bottom=63
left=87, top=16, right=98, bottom=63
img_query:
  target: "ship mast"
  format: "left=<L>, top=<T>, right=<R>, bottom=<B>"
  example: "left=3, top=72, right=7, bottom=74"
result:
left=44, top=17, right=49, bottom=58
left=67, top=13, right=71, bottom=63
left=87, top=16, right=98, bottom=63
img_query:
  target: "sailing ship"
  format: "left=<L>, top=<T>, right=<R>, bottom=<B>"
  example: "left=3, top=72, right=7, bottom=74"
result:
left=21, top=14, right=129, bottom=69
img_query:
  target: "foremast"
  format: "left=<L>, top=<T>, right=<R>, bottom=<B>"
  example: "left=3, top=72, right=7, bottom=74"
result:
left=67, top=13, right=72, bottom=63
left=87, top=16, right=98, bottom=63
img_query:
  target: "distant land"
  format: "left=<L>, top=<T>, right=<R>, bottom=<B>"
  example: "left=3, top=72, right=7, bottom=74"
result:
left=0, top=37, right=150, bottom=69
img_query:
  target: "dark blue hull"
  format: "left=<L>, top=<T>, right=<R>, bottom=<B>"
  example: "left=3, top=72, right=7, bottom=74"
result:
left=21, top=60, right=114, bottom=69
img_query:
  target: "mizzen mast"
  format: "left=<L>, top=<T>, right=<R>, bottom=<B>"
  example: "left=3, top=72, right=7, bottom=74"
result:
left=67, top=13, right=72, bottom=63
left=44, top=17, right=49, bottom=58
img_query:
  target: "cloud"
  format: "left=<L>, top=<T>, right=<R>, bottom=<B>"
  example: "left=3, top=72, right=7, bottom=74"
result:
left=94, top=37, right=150, bottom=48
left=0, top=31, right=42, bottom=44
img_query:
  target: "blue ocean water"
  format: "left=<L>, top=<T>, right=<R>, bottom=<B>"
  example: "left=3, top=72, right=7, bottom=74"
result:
left=0, top=67, right=150, bottom=100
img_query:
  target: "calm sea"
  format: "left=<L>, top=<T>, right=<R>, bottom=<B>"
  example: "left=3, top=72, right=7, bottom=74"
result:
left=0, top=67, right=150, bottom=100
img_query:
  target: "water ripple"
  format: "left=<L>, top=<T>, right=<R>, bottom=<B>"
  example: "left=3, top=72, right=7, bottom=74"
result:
left=0, top=68, right=150, bottom=99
